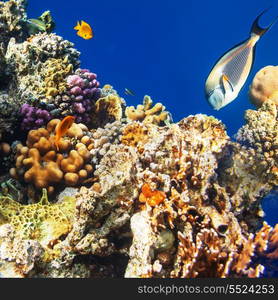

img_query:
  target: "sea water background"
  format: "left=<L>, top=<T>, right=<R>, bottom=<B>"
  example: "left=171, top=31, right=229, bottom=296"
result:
left=27, top=0, right=277, bottom=225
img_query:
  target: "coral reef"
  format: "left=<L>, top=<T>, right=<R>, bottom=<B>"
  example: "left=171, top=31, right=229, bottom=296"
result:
left=0, top=0, right=277, bottom=278
left=249, top=65, right=278, bottom=107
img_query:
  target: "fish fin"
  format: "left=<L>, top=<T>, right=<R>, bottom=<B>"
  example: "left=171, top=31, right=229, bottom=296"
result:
left=81, top=20, right=88, bottom=27
left=251, top=8, right=278, bottom=37
left=77, top=31, right=83, bottom=37
left=221, top=74, right=234, bottom=95
left=55, top=141, right=59, bottom=151
left=74, top=21, right=81, bottom=30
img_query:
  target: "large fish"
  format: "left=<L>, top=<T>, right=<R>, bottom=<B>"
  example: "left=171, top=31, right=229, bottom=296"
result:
left=205, top=9, right=277, bottom=110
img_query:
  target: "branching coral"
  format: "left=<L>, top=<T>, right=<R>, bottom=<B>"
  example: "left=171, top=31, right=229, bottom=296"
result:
left=125, top=95, right=172, bottom=125
left=10, top=119, right=94, bottom=193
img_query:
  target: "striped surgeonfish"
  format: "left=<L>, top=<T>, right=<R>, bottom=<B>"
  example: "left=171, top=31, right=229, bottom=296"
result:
left=205, top=9, right=277, bottom=110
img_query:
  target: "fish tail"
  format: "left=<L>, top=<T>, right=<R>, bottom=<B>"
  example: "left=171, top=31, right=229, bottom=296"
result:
left=251, top=8, right=278, bottom=37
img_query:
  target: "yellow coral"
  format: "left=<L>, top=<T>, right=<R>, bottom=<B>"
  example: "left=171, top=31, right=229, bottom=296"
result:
left=121, top=122, right=151, bottom=153
left=0, top=189, right=75, bottom=251
left=125, top=95, right=171, bottom=125
left=38, top=57, right=73, bottom=99
left=249, top=65, right=278, bottom=107
left=94, top=94, right=125, bottom=127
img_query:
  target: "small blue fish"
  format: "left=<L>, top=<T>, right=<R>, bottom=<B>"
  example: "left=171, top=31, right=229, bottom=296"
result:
left=205, top=9, right=278, bottom=110
left=125, top=88, right=136, bottom=96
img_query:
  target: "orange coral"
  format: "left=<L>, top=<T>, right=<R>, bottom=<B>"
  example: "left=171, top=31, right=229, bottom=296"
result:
left=121, top=122, right=150, bottom=152
left=139, top=183, right=166, bottom=207
left=10, top=119, right=94, bottom=193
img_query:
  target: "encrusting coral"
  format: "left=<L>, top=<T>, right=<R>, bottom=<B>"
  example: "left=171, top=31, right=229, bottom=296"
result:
left=0, top=0, right=277, bottom=278
left=0, top=189, right=76, bottom=277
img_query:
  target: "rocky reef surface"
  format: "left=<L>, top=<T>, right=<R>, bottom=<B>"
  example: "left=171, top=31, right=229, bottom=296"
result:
left=0, top=0, right=277, bottom=278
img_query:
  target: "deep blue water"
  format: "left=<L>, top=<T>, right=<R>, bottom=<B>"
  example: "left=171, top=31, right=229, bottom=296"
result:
left=27, top=0, right=277, bottom=224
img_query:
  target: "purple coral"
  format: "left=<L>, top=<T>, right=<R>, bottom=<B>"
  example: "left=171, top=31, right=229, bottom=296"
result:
left=20, top=104, right=52, bottom=131
left=63, top=68, right=101, bottom=124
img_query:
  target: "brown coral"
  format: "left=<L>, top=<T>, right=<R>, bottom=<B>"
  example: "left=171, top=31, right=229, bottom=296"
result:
left=10, top=119, right=94, bottom=193
left=249, top=65, right=278, bottom=107
left=93, top=94, right=125, bottom=127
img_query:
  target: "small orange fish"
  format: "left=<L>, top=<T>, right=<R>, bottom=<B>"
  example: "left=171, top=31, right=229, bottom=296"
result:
left=55, top=116, right=75, bottom=150
left=74, top=20, right=93, bottom=40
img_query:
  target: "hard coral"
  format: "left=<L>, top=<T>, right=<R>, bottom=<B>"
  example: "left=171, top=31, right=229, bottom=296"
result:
left=249, top=65, right=278, bottom=107
left=0, top=189, right=75, bottom=249
left=125, top=95, right=171, bottom=126
left=10, top=119, right=94, bottom=193
left=20, top=103, right=52, bottom=131
left=38, top=57, right=73, bottom=99
left=93, top=94, right=125, bottom=127
left=0, top=0, right=27, bottom=47
left=5, top=32, right=80, bottom=103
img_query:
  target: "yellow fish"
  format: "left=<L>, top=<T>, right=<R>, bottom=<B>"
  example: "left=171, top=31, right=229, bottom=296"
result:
left=74, top=20, right=93, bottom=40
left=205, top=9, right=277, bottom=110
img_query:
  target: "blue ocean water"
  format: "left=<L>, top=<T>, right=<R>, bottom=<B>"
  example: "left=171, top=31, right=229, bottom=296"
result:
left=27, top=0, right=277, bottom=224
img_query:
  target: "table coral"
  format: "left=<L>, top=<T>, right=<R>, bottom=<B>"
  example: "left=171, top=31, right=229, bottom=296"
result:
left=10, top=119, right=94, bottom=193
